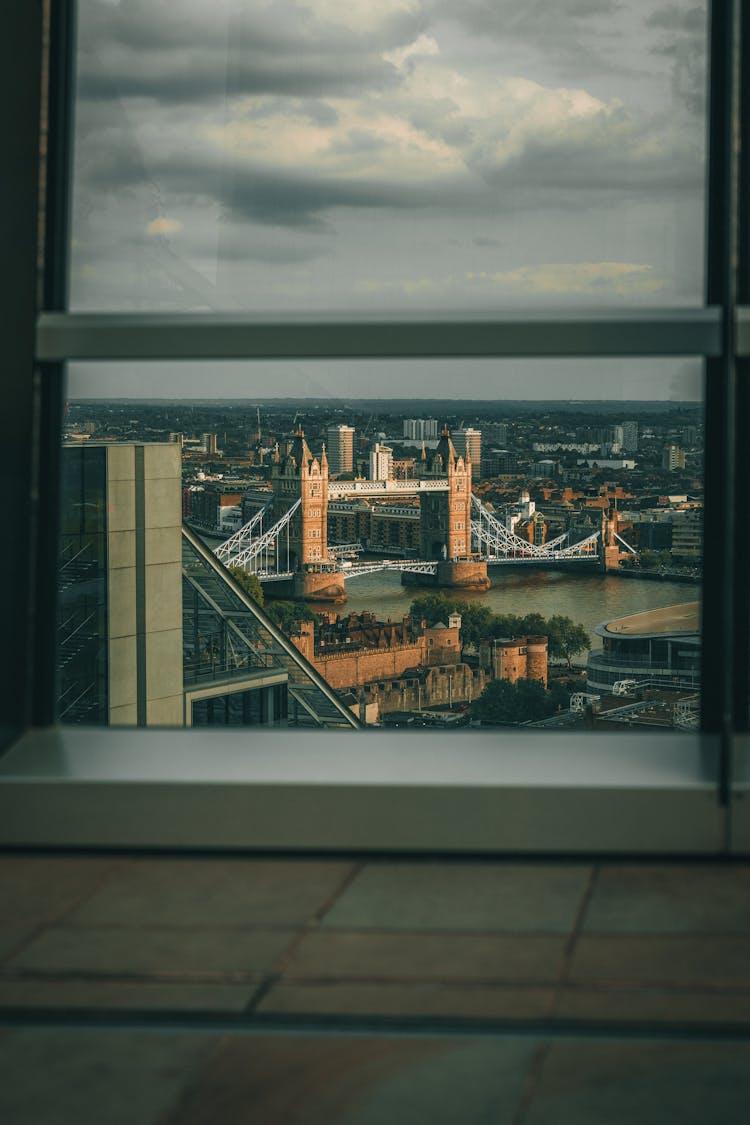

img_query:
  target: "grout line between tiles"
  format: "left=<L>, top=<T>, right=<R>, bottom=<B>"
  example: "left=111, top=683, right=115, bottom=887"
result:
left=510, top=1042, right=552, bottom=1125
left=548, top=864, right=599, bottom=1019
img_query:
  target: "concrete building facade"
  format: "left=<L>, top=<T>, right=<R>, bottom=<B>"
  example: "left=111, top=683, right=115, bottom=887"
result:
left=326, top=424, right=355, bottom=476
left=452, top=427, right=482, bottom=477
left=369, top=442, right=394, bottom=481
left=59, top=443, right=358, bottom=730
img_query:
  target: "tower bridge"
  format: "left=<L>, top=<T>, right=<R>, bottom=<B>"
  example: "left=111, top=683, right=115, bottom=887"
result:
left=214, top=427, right=600, bottom=602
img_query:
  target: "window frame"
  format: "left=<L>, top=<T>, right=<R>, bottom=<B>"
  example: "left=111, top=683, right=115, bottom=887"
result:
left=2, top=0, right=749, bottom=854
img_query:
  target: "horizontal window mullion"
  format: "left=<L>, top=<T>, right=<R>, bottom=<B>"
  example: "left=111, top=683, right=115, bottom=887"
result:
left=36, top=308, right=723, bottom=362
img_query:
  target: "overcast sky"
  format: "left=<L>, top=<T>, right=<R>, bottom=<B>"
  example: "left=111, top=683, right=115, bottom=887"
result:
left=69, top=0, right=707, bottom=399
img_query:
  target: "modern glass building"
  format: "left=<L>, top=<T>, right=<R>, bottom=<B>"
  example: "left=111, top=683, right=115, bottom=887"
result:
left=58, top=443, right=359, bottom=730
left=587, top=603, right=701, bottom=695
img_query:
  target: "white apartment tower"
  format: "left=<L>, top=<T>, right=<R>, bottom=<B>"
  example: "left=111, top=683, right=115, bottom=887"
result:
left=403, top=418, right=439, bottom=440
left=369, top=442, right=394, bottom=481
left=325, top=424, right=355, bottom=476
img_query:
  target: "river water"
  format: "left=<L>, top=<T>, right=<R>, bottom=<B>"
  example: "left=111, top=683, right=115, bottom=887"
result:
left=199, top=530, right=698, bottom=656
left=336, top=569, right=699, bottom=653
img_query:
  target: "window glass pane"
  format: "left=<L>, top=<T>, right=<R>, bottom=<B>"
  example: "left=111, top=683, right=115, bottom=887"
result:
left=71, top=0, right=707, bottom=313
left=60, top=358, right=703, bottom=731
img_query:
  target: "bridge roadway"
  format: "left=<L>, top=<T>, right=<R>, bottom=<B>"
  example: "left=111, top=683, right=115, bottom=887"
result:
left=255, top=552, right=599, bottom=584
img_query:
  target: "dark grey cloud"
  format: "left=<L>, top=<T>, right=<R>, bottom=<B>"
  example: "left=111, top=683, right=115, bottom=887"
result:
left=647, top=5, right=707, bottom=115
left=435, top=0, right=628, bottom=78
left=440, top=0, right=622, bottom=44
left=70, top=0, right=706, bottom=312
left=77, top=0, right=422, bottom=103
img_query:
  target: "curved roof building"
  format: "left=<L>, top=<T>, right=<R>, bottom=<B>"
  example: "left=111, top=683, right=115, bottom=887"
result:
left=586, top=602, right=700, bottom=694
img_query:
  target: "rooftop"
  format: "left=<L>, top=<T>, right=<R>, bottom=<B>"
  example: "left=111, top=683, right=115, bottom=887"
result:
left=597, top=602, right=700, bottom=639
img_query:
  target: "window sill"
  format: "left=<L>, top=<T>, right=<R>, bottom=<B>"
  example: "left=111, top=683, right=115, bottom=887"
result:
left=0, top=726, right=725, bottom=855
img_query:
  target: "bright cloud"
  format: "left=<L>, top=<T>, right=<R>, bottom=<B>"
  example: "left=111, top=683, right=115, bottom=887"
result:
left=356, top=261, right=665, bottom=299
left=467, top=262, right=664, bottom=295
left=146, top=217, right=183, bottom=235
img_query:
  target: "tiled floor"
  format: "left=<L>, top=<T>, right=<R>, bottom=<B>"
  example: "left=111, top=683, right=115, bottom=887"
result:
left=1, top=854, right=749, bottom=1123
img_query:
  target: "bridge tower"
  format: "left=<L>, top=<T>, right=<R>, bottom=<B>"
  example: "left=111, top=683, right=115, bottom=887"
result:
left=600, top=508, right=623, bottom=572
left=270, top=428, right=345, bottom=602
left=407, top=427, right=489, bottom=591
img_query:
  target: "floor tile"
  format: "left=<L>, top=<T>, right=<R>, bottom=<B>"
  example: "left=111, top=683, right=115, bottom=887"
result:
left=523, top=1042, right=750, bottom=1125
left=8, top=925, right=295, bottom=977
left=321, top=862, right=591, bottom=933
left=0, top=927, right=37, bottom=963
left=66, top=858, right=354, bottom=927
left=555, top=985, right=750, bottom=1026
left=0, top=1029, right=216, bottom=1125
left=0, top=856, right=116, bottom=926
left=160, top=1035, right=539, bottom=1125
left=258, top=980, right=555, bottom=1020
left=583, top=864, right=750, bottom=933
left=569, top=935, right=750, bottom=989
left=283, top=931, right=567, bottom=983
left=0, top=979, right=258, bottom=1012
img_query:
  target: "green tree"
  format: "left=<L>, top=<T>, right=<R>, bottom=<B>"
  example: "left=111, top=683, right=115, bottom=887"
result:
left=228, top=567, right=264, bottom=607
left=518, top=612, right=547, bottom=636
left=491, top=613, right=523, bottom=638
left=546, top=614, right=590, bottom=669
left=472, top=678, right=555, bottom=724
left=408, top=593, right=457, bottom=627
left=455, top=602, right=494, bottom=647
left=266, top=600, right=315, bottom=633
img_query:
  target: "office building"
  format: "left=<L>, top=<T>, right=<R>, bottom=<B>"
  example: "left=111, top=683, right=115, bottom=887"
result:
left=621, top=421, right=639, bottom=451
left=325, top=424, right=355, bottom=476
left=483, top=449, right=516, bottom=475
left=369, top=442, right=394, bottom=481
left=58, top=443, right=357, bottom=729
left=484, top=422, right=508, bottom=445
left=662, top=444, right=687, bottom=471
left=201, top=432, right=218, bottom=455
left=586, top=602, right=700, bottom=694
left=403, top=418, right=439, bottom=440
left=452, top=427, right=481, bottom=475
left=671, top=509, right=703, bottom=563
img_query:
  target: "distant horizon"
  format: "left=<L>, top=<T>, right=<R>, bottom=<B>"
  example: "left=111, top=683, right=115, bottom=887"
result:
left=68, top=396, right=702, bottom=406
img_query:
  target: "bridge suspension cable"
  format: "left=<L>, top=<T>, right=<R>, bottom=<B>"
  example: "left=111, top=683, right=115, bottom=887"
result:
left=470, top=495, right=599, bottom=560
left=214, top=501, right=272, bottom=562
left=219, top=498, right=301, bottom=570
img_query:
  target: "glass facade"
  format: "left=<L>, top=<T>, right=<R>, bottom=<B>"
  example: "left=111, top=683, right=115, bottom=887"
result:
left=182, top=528, right=359, bottom=728
left=191, top=683, right=288, bottom=727
left=57, top=445, right=108, bottom=723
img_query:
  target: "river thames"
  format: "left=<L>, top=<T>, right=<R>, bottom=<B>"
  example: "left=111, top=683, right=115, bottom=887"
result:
left=199, top=531, right=699, bottom=658
left=335, top=568, right=698, bottom=654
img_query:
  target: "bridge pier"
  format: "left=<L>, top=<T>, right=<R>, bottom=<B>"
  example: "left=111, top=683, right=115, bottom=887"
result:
left=401, top=559, right=490, bottom=592
left=293, top=568, right=347, bottom=604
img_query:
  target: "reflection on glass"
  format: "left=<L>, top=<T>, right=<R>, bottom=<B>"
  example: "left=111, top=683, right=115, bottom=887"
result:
left=59, top=360, right=704, bottom=731
left=72, top=0, right=707, bottom=312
